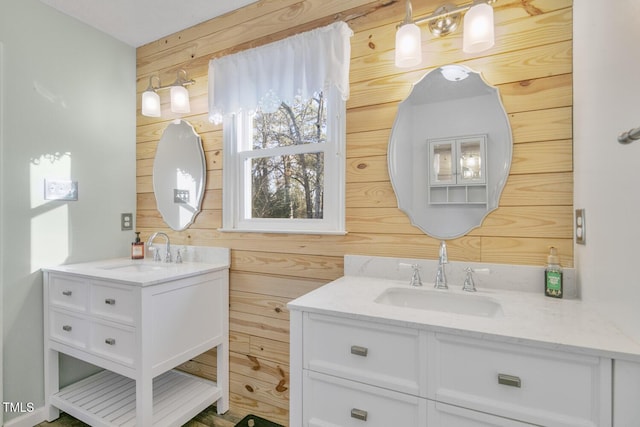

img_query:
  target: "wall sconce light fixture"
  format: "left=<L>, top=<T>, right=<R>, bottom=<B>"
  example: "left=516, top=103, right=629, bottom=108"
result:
left=141, top=69, right=195, bottom=117
left=395, top=0, right=496, bottom=68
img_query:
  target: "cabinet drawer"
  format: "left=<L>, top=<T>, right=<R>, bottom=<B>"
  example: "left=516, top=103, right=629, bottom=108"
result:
left=90, top=322, right=136, bottom=366
left=50, top=310, right=89, bottom=349
left=427, top=400, right=534, bottom=426
left=90, top=281, right=135, bottom=325
left=304, top=313, right=426, bottom=395
left=303, top=370, right=427, bottom=427
left=49, top=275, right=88, bottom=312
left=431, top=334, right=611, bottom=427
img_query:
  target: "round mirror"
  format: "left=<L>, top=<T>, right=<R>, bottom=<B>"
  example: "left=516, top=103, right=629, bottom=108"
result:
left=388, top=65, right=512, bottom=239
left=153, top=119, right=206, bottom=231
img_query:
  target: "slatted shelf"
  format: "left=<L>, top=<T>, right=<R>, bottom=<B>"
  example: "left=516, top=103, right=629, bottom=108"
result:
left=51, top=369, right=221, bottom=427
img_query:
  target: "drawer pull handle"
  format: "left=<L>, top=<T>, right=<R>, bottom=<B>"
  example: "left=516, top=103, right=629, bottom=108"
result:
left=498, top=373, right=521, bottom=388
left=350, top=345, right=368, bottom=357
left=351, top=408, right=368, bottom=421
left=62, top=325, right=72, bottom=332
left=62, top=290, right=72, bottom=296
left=105, top=338, right=116, bottom=346
left=351, top=408, right=367, bottom=421
left=105, top=298, right=116, bottom=305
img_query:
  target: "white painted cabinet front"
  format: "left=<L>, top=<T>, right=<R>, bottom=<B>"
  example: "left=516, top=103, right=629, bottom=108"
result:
left=291, top=311, right=612, bottom=427
left=43, top=269, right=229, bottom=427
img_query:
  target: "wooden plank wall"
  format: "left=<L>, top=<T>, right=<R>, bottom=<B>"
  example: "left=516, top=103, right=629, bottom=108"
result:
left=136, top=0, right=573, bottom=424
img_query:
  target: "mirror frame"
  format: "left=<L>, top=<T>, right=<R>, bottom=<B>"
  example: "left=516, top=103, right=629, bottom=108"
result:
left=388, top=65, right=512, bottom=239
left=153, top=119, right=206, bottom=231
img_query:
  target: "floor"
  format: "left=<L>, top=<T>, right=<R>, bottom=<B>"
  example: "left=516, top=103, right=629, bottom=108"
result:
left=35, top=405, right=243, bottom=427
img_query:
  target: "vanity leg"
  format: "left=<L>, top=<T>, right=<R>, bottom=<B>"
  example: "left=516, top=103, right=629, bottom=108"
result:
left=43, top=349, right=60, bottom=421
left=216, top=341, right=229, bottom=414
left=136, top=375, right=153, bottom=427
left=289, top=310, right=303, bottom=427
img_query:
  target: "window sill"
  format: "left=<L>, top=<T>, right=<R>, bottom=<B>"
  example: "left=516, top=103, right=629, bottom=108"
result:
left=218, top=228, right=347, bottom=236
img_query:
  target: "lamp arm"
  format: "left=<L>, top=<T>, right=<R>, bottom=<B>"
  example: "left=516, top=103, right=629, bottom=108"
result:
left=413, top=0, right=495, bottom=26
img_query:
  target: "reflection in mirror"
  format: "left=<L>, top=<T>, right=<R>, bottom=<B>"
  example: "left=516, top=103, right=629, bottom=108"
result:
left=388, top=65, right=512, bottom=239
left=153, top=120, right=206, bottom=231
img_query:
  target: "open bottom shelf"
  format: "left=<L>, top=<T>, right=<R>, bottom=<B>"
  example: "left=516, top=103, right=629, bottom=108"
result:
left=51, top=369, right=221, bottom=427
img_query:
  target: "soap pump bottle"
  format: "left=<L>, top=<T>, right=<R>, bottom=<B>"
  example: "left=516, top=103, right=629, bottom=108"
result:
left=131, top=232, right=145, bottom=260
left=544, top=246, right=563, bottom=298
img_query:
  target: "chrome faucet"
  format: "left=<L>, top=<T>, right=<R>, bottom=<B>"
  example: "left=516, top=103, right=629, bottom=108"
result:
left=434, top=241, right=448, bottom=289
left=147, top=232, right=172, bottom=263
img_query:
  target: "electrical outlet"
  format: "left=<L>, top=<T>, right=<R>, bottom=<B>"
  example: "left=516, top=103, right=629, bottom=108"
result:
left=575, top=208, right=585, bottom=245
left=121, top=213, right=133, bottom=231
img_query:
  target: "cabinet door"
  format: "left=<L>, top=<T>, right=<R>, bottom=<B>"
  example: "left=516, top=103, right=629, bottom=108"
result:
left=429, top=140, right=456, bottom=185
left=427, top=400, right=534, bottom=426
left=303, top=370, right=427, bottom=427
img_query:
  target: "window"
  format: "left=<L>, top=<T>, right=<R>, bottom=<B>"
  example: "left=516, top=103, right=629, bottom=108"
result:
left=223, top=86, right=345, bottom=233
left=209, top=22, right=351, bottom=234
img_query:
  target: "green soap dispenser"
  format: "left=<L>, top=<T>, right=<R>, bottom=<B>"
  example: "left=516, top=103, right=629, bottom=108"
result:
left=544, top=246, right=563, bottom=298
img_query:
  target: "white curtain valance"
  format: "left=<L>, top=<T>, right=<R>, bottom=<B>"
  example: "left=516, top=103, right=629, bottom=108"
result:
left=208, top=21, right=353, bottom=124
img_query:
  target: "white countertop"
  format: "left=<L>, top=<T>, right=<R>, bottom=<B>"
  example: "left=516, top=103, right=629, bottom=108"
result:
left=288, top=275, right=640, bottom=362
left=42, top=257, right=229, bottom=286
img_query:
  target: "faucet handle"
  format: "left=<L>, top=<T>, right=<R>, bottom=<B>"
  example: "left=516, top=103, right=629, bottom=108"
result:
left=462, top=267, right=490, bottom=292
left=399, top=263, right=423, bottom=287
left=409, top=264, right=422, bottom=287
left=462, top=268, right=476, bottom=292
left=150, top=245, right=161, bottom=262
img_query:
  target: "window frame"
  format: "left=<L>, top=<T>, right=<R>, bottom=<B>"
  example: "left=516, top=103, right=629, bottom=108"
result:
left=221, top=86, right=346, bottom=234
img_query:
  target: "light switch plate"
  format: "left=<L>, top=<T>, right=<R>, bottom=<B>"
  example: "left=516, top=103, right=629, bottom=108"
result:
left=174, top=189, right=190, bottom=204
left=44, top=179, right=78, bottom=201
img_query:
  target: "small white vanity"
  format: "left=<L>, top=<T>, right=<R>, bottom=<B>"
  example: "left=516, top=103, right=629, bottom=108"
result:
left=289, top=255, right=640, bottom=427
left=42, top=252, right=229, bottom=427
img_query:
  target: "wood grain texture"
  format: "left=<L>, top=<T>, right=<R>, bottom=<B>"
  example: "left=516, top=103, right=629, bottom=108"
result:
left=137, top=1, right=575, bottom=423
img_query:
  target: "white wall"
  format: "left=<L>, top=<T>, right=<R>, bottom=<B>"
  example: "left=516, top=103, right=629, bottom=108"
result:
left=0, top=0, right=136, bottom=422
left=574, top=2, right=640, bottom=341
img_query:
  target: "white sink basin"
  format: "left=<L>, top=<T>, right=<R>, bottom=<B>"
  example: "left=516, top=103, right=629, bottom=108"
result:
left=375, top=287, right=503, bottom=318
left=100, top=262, right=174, bottom=273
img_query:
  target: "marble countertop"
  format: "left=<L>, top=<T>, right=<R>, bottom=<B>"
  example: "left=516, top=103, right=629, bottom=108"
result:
left=42, top=257, right=229, bottom=286
left=288, top=275, right=640, bottom=362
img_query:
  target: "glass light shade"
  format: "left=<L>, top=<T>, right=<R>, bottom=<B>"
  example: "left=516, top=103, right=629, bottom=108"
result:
left=170, top=85, right=191, bottom=113
left=395, top=23, right=422, bottom=68
left=463, top=3, right=495, bottom=53
left=141, top=90, right=161, bottom=117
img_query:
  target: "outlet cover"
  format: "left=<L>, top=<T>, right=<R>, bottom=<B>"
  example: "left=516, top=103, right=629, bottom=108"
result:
left=121, top=213, right=133, bottom=231
left=575, top=208, right=585, bottom=245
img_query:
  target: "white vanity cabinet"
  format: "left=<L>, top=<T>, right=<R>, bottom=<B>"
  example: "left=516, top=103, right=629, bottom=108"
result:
left=43, top=263, right=229, bottom=427
left=290, top=310, right=612, bottom=427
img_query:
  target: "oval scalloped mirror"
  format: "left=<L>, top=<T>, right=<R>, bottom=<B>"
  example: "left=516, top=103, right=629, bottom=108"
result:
left=153, top=119, right=206, bottom=231
left=388, top=65, right=512, bottom=239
